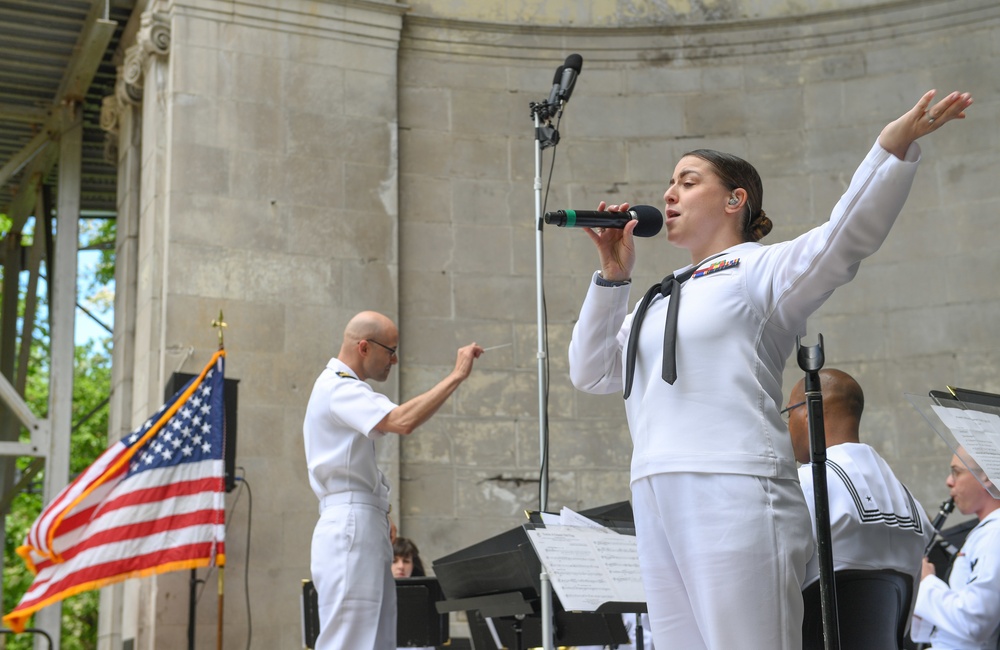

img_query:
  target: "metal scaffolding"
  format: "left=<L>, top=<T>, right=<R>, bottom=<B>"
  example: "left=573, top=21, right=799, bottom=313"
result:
left=0, top=2, right=126, bottom=648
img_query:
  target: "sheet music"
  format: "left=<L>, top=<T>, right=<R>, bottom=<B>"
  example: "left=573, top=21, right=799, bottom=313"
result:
left=525, top=525, right=645, bottom=612
left=931, top=404, right=1000, bottom=481
left=530, top=506, right=606, bottom=528
left=559, top=506, right=606, bottom=528
left=538, top=511, right=563, bottom=526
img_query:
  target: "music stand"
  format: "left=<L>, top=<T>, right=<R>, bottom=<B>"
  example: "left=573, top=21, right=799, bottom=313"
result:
left=432, top=523, right=630, bottom=650
left=907, top=388, right=1000, bottom=498
left=524, top=522, right=647, bottom=650
left=396, top=577, right=449, bottom=648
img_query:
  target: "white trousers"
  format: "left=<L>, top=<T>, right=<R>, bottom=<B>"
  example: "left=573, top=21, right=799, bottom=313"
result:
left=632, top=472, right=813, bottom=650
left=310, top=501, right=396, bottom=650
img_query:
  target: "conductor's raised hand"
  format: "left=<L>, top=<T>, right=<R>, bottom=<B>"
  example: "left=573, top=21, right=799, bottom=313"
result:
left=586, top=201, right=637, bottom=282
left=452, top=343, right=484, bottom=381
left=879, top=89, right=973, bottom=160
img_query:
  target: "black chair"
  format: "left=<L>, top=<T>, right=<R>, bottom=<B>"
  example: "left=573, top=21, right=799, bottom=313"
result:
left=802, top=569, right=913, bottom=650
left=300, top=577, right=449, bottom=649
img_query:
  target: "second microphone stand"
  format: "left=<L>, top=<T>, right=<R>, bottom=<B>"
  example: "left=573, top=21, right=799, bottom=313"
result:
left=798, top=334, right=840, bottom=650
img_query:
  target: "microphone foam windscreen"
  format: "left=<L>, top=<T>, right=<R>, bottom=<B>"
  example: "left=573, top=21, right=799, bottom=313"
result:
left=631, top=205, right=664, bottom=237
left=564, top=53, right=583, bottom=72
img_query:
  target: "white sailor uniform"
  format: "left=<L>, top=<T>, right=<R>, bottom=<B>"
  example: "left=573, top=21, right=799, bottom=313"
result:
left=912, top=509, right=1000, bottom=650
left=568, top=141, right=922, bottom=649
left=304, top=358, right=397, bottom=650
left=798, top=442, right=933, bottom=598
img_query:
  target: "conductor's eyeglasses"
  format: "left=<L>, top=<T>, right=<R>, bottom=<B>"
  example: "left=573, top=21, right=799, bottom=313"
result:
left=780, top=401, right=806, bottom=422
left=366, top=339, right=398, bottom=359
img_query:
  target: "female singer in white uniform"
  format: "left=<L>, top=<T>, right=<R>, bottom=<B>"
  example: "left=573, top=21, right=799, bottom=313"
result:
left=567, top=90, right=973, bottom=649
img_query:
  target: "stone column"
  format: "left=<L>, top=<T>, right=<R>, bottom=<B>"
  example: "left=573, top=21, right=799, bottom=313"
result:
left=113, top=1, right=407, bottom=647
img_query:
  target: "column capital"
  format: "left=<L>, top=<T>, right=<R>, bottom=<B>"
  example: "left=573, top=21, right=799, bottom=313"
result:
left=137, top=11, right=171, bottom=57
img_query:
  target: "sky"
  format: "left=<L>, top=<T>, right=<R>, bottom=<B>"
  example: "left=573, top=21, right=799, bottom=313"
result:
left=75, top=249, right=114, bottom=345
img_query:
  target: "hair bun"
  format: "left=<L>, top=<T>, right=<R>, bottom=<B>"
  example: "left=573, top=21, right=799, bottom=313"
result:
left=750, top=210, right=772, bottom=241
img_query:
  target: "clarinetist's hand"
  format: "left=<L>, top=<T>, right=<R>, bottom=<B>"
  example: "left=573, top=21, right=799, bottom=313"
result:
left=920, top=556, right=936, bottom=581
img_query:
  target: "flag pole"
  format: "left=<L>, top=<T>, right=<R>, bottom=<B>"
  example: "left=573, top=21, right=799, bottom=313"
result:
left=211, top=311, right=227, bottom=650
left=217, top=567, right=224, bottom=650
left=211, top=310, right=227, bottom=350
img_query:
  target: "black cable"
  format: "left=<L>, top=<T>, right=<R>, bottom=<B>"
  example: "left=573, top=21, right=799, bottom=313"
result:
left=539, top=111, right=562, bottom=220
left=236, top=471, right=252, bottom=650
left=194, top=468, right=253, bottom=650
left=540, top=290, right=551, bottom=508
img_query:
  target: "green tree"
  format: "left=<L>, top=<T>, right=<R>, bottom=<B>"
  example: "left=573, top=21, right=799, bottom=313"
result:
left=2, top=339, right=110, bottom=650
left=2, top=215, right=112, bottom=650
left=85, top=218, right=116, bottom=289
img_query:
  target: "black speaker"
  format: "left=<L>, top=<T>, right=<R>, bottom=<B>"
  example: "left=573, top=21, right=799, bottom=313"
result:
left=166, top=371, right=239, bottom=492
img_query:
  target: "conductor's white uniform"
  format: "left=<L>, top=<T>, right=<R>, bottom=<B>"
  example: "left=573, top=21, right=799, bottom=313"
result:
left=912, top=509, right=1000, bottom=649
left=568, top=141, right=922, bottom=650
left=798, top=442, right=934, bottom=592
left=304, top=358, right=397, bottom=650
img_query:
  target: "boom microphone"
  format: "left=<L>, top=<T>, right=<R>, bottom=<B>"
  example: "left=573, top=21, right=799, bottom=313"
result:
left=558, top=54, right=583, bottom=103
left=546, top=65, right=565, bottom=108
left=543, top=205, right=663, bottom=238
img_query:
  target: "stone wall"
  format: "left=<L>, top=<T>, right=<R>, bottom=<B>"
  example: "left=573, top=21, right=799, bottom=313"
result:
left=112, top=0, right=407, bottom=647
left=396, top=0, right=1000, bottom=570
left=404, top=0, right=890, bottom=25
left=108, top=0, right=1000, bottom=646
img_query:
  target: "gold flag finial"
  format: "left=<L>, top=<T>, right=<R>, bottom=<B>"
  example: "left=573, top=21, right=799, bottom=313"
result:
left=211, top=310, right=227, bottom=349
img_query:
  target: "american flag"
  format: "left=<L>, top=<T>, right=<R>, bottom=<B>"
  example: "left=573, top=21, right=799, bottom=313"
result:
left=3, top=350, right=227, bottom=633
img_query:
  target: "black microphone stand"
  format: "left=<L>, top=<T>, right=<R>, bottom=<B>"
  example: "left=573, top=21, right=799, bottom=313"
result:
left=797, top=334, right=840, bottom=650
left=527, top=52, right=583, bottom=514
left=527, top=54, right=581, bottom=517
left=528, top=98, right=558, bottom=515
left=528, top=55, right=582, bottom=650
left=528, top=78, right=563, bottom=650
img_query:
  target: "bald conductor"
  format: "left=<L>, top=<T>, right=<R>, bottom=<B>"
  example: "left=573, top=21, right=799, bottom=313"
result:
left=303, top=311, right=483, bottom=650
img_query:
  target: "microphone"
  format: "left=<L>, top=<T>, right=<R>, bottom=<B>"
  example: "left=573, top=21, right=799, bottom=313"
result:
left=558, top=54, right=583, bottom=103
left=543, top=205, right=663, bottom=237
left=546, top=65, right=565, bottom=108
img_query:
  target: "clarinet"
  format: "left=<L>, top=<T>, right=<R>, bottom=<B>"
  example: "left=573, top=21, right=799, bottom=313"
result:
left=915, top=499, right=957, bottom=650
left=924, top=496, right=955, bottom=556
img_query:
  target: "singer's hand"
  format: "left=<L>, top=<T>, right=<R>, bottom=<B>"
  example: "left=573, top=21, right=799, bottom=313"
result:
left=879, top=89, right=973, bottom=160
left=586, top=201, right=636, bottom=282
